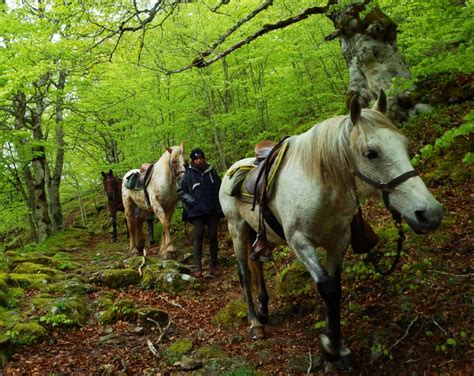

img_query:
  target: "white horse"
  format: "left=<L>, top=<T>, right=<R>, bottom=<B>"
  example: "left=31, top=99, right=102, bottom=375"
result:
left=219, top=91, right=443, bottom=370
left=122, top=144, right=186, bottom=258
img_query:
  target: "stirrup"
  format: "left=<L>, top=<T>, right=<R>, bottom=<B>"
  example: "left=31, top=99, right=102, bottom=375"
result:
left=251, top=235, right=273, bottom=262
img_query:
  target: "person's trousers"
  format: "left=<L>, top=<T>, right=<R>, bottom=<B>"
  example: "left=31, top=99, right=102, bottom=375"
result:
left=192, top=215, right=219, bottom=271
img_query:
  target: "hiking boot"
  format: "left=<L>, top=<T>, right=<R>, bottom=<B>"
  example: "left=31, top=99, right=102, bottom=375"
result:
left=210, top=266, right=222, bottom=277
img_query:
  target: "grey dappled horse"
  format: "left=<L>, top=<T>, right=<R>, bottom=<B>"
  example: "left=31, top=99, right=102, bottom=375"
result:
left=219, top=91, right=443, bottom=370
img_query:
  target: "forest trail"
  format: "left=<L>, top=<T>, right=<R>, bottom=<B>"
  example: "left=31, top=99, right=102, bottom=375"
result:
left=3, top=181, right=474, bottom=375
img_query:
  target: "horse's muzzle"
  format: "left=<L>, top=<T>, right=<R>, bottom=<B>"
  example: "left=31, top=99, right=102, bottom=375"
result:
left=404, top=205, right=443, bottom=234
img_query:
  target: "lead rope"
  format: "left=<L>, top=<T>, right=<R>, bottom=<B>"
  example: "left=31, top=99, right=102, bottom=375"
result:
left=355, top=193, right=405, bottom=276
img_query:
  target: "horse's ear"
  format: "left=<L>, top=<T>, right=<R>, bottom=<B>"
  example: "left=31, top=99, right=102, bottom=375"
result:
left=101, top=171, right=106, bottom=177
left=373, top=89, right=387, bottom=114
left=109, top=169, right=113, bottom=175
left=166, top=146, right=172, bottom=154
left=180, top=141, right=185, bottom=152
left=350, top=94, right=361, bottom=125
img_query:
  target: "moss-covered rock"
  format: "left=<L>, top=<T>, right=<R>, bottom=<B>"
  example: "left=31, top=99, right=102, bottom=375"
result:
left=193, top=344, right=226, bottom=361
left=136, top=308, right=169, bottom=328
left=13, top=262, right=65, bottom=277
left=30, top=295, right=87, bottom=327
left=0, top=277, right=8, bottom=306
left=38, top=275, right=94, bottom=295
left=94, top=295, right=136, bottom=324
left=212, top=299, right=247, bottom=328
left=3, top=252, right=58, bottom=272
left=141, top=263, right=200, bottom=294
left=97, top=291, right=116, bottom=309
left=91, top=269, right=140, bottom=289
left=10, top=322, right=48, bottom=345
left=276, top=260, right=314, bottom=297
left=7, top=273, right=50, bottom=288
left=110, top=298, right=137, bottom=321
left=162, top=338, right=193, bottom=365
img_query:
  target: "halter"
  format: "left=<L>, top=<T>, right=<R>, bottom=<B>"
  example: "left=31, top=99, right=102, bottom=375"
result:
left=354, top=169, right=418, bottom=275
left=354, top=169, right=418, bottom=221
left=168, top=154, right=185, bottom=182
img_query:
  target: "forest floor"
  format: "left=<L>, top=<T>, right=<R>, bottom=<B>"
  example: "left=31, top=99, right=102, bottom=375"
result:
left=3, top=178, right=473, bottom=375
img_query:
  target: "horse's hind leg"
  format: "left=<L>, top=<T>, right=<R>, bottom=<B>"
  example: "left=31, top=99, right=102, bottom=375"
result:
left=146, top=215, right=155, bottom=245
left=248, top=258, right=269, bottom=324
left=229, top=218, right=264, bottom=339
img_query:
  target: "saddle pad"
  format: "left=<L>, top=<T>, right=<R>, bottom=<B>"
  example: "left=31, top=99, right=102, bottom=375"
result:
left=223, top=164, right=255, bottom=197
left=224, top=141, right=288, bottom=199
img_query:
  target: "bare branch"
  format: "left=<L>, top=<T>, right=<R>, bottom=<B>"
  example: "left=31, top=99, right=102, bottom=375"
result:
left=164, top=3, right=330, bottom=74
left=210, top=0, right=231, bottom=13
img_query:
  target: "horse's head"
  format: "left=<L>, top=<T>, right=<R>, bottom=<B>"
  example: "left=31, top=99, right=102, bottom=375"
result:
left=101, top=169, right=118, bottom=201
left=166, top=142, right=186, bottom=184
left=349, top=91, right=443, bottom=234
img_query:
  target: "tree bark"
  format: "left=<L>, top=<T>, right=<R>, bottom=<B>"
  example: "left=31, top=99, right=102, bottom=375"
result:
left=329, top=3, right=413, bottom=121
left=48, top=70, right=67, bottom=231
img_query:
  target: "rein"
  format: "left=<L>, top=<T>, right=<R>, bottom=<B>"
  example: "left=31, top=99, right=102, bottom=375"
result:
left=354, top=169, right=418, bottom=275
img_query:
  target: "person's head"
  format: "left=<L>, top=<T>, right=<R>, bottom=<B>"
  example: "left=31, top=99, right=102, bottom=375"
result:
left=190, top=148, right=206, bottom=169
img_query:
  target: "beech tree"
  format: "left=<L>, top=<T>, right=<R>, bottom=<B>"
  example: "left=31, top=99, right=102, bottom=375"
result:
left=83, top=0, right=424, bottom=121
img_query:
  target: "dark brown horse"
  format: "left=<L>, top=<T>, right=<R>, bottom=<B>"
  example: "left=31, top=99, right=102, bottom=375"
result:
left=101, top=169, right=155, bottom=243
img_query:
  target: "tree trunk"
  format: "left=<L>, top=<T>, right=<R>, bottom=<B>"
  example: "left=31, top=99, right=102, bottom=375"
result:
left=48, top=70, right=67, bottom=231
left=329, top=3, right=413, bottom=121
left=31, top=124, right=52, bottom=242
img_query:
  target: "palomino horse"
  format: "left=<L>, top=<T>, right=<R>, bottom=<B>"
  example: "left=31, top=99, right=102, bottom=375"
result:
left=122, top=144, right=186, bottom=258
left=101, top=170, right=155, bottom=243
left=219, top=91, right=443, bottom=370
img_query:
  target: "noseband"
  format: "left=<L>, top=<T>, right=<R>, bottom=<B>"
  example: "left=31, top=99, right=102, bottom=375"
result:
left=354, top=169, right=418, bottom=220
left=353, top=169, right=418, bottom=275
left=169, top=157, right=185, bottom=182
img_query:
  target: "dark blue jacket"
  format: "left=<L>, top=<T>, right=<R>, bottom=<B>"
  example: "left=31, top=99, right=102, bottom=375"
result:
left=178, top=163, right=223, bottom=222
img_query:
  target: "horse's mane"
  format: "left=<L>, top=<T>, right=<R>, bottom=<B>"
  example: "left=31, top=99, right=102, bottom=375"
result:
left=287, top=109, right=402, bottom=193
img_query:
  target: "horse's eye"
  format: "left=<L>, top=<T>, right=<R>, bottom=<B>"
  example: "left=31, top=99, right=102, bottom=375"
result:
left=364, top=148, right=378, bottom=160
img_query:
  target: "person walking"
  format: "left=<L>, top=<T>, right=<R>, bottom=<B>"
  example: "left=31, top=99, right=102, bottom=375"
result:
left=178, top=148, right=223, bottom=278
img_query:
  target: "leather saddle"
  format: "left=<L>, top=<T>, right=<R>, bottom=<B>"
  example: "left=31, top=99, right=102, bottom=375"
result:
left=245, top=140, right=277, bottom=197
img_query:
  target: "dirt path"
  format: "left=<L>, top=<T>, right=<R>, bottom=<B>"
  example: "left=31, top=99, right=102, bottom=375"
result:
left=3, top=184, right=474, bottom=375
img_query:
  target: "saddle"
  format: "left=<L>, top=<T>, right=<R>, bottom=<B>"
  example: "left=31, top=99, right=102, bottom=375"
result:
left=248, top=139, right=289, bottom=262
left=123, top=162, right=156, bottom=209
left=245, top=140, right=281, bottom=197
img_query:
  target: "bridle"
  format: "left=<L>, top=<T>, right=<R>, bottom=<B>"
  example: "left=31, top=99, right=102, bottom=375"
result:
left=353, top=168, right=418, bottom=275
left=169, top=155, right=186, bottom=183
left=354, top=169, right=418, bottom=221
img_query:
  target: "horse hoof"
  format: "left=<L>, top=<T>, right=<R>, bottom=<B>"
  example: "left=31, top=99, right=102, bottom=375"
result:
left=324, top=352, right=354, bottom=373
left=257, top=312, right=269, bottom=325
left=249, top=326, right=265, bottom=340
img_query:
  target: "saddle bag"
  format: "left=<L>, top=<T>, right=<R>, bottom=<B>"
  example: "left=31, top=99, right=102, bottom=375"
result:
left=124, top=172, right=139, bottom=189
left=350, top=212, right=380, bottom=254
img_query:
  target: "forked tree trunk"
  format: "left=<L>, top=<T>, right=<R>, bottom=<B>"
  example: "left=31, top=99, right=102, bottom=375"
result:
left=329, top=3, right=414, bottom=121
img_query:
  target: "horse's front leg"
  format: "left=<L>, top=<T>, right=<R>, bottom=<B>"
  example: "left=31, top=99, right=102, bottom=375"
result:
left=153, top=205, right=175, bottom=259
left=111, top=212, right=118, bottom=242
left=289, top=231, right=353, bottom=371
